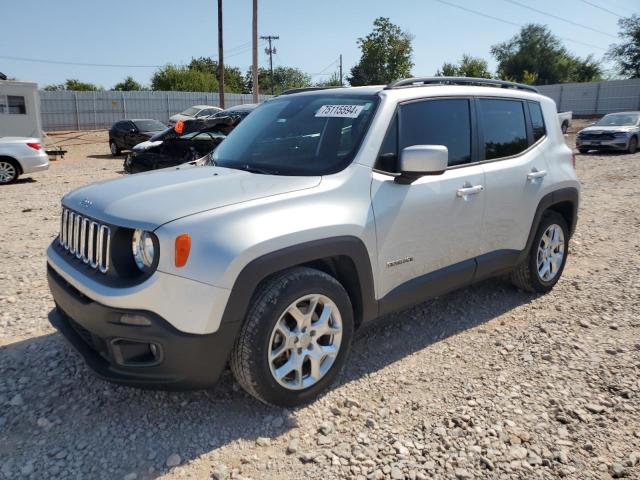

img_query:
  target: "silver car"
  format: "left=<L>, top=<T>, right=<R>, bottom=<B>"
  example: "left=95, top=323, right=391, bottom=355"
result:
left=576, top=111, right=640, bottom=154
left=46, top=78, right=579, bottom=406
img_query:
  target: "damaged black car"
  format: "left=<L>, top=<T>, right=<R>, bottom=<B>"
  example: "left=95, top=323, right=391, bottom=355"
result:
left=123, top=112, right=247, bottom=174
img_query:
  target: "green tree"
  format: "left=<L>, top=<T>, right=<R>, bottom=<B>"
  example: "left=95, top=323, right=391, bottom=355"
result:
left=44, top=79, right=102, bottom=91
left=314, top=72, right=343, bottom=87
left=112, top=76, right=143, bottom=91
left=491, top=24, right=602, bottom=84
left=187, top=57, right=245, bottom=93
left=348, top=17, right=414, bottom=86
left=151, top=64, right=218, bottom=92
left=245, top=66, right=311, bottom=95
left=436, top=54, right=492, bottom=78
left=607, top=14, right=640, bottom=78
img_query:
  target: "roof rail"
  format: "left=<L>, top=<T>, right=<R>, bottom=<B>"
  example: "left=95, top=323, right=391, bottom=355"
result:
left=385, top=76, right=539, bottom=93
left=279, top=86, right=345, bottom=96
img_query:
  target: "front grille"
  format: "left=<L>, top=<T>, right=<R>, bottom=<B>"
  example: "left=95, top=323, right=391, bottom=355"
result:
left=59, top=208, right=111, bottom=273
left=580, top=132, right=615, bottom=141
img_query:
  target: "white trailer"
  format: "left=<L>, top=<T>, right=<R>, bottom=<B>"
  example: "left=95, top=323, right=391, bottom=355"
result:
left=0, top=80, right=43, bottom=140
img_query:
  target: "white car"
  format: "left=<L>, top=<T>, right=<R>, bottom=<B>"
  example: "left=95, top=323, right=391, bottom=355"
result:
left=168, top=105, right=222, bottom=126
left=47, top=77, right=579, bottom=406
left=0, top=137, right=49, bottom=184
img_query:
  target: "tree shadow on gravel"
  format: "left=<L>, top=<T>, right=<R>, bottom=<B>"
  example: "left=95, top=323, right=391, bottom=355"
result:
left=0, top=277, right=535, bottom=479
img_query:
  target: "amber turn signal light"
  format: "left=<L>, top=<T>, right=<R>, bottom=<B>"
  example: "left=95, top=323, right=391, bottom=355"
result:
left=175, top=234, right=191, bottom=267
left=174, top=120, right=185, bottom=134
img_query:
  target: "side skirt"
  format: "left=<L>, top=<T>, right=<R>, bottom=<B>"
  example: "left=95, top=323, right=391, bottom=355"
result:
left=377, top=249, right=520, bottom=317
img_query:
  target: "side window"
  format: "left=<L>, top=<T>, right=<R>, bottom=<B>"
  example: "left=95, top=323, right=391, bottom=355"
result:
left=0, top=95, right=7, bottom=114
left=376, top=114, right=398, bottom=172
left=7, top=96, right=26, bottom=114
left=399, top=99, right=472, bottom=166
left=478, top=99, right=528, bottom=160
left=528, top=101, right=546, bottom=143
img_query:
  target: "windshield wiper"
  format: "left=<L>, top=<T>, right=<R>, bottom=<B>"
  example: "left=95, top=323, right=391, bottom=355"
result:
left=231, top=164, right=280, bottom=175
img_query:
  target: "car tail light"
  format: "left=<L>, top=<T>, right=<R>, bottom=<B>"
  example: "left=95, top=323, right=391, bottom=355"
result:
left=26, top=142, right=42, bottom=151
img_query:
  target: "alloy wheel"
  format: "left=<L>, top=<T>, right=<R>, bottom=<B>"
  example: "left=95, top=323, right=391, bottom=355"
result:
left=536, top=224, right=565, bottom=282
left=268, top=294, right=343, bottom=390
left=0, top=161, right=17, bottom=183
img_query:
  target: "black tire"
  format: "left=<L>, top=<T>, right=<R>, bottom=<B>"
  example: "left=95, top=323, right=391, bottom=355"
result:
left=628, top=136, right=637, bottom=154
left=561, top=121, right=569, bottom=134
left=0, top=158, right=20, bottom=184
left=230, top=267, right=354, bottom=407
left=511, top=211, right=569, bottom=293
left=109, top=141, right=121, bottom=156
left=578, top=148, right=589, bottom=154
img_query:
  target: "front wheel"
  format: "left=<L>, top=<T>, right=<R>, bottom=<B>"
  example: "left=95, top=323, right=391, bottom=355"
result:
left=230, top=267, right=354, bottom=406
left=628, top=136, right=637, bottom=154
left=511, top=211, right=569, bottom=293
left=110, top=141, right=121, bottom=156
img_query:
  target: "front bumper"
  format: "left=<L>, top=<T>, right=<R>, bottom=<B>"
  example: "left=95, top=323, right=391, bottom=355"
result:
left=47, top=265, right=241, bottom=389
left=576, top=138, right=629, bottom=151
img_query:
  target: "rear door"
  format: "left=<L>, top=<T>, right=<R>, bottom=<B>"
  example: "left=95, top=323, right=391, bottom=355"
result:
left=476, top=98, right=550, bottom=276
left=371, top=97, right=486, bottom=303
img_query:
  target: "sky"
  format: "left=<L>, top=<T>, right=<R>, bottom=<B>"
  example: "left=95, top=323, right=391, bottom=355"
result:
left=1, top=0, right=637, bottom=89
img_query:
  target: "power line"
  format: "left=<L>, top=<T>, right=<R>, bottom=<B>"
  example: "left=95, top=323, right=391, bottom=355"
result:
left=310, top=57, right=340, bottom=76
left=0, top=55, right=162, bottom=68
left=432, top=0, right=607, bottom=51
left=577, top=0, right=623, bottom=19
left=505, top=0, right=617, bottom=38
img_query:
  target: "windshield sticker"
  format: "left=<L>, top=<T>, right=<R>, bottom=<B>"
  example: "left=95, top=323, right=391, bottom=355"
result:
left=315, top=104, right=364, bottom=118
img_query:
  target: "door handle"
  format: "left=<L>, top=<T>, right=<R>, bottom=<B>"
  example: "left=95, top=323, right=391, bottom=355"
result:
left=527, top=169, right=547, bottom=181
left=456, top=184, right=484, bottom=198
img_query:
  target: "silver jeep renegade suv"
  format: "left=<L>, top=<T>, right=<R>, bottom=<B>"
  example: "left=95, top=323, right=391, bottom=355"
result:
left=47, top=77, right=579, bottom=406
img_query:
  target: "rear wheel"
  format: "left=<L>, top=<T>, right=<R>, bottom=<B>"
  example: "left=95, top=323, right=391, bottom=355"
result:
left=230, top=267, right=354, bottom=406
left=0, top=159, right=19, bottom=184
left=511, top=211, right=569, bottom=293
left=561, top=121, right=569, bottom=134
left=628, top=136, right=637, bottom=154
left=110, top=141, right=121, bottom=156
left=578, top=148, right=589, bottom=154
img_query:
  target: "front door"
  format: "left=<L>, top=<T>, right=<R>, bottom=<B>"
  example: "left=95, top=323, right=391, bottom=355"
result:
left=371, top=97, right=486, bottom=309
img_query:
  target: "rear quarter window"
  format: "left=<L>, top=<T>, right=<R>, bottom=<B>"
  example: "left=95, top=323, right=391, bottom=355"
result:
left=528, top=101, right=546, bottom=143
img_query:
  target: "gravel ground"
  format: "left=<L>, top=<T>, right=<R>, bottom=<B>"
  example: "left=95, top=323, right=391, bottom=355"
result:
left=1, top=123, right=639, bottom=480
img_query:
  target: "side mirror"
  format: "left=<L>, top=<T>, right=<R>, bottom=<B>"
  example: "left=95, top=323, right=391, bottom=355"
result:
left=130, top=128, right=137, bottom=133
left=396, top=145, right=448, bottom=184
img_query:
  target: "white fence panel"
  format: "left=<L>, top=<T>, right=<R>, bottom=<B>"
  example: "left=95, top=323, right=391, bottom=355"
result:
left=40, top=90, right=272, bottom=131
left=538, top=79, right=640, bottom=115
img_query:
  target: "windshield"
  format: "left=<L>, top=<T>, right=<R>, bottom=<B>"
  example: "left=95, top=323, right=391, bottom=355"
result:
left=134, top=119, right=166, bottom=131
left=180, top=107, right=201, bottom=116
left=595, top=113, right=640, bottom=127
left=212, top=93, right=378, bottom=175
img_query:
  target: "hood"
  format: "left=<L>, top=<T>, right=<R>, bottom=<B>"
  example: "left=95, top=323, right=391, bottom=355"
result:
left=63, top=166, right=321, bottom=231
left=169, top=113, right=193, bottom=122
left=579, top=125, right=637, bottom=134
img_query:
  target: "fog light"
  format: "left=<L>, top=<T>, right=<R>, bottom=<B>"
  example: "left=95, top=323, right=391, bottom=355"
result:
left=119, top=313, right=152, bottom=326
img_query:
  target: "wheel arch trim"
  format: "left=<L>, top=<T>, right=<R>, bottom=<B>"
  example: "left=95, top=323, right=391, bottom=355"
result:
left=219, top=236, right=378, bottom=328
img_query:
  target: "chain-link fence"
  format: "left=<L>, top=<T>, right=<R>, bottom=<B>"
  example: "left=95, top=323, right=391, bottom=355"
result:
left=40, top=91, right=272, bottom=131
left=538, top=79, right=640, bottom=116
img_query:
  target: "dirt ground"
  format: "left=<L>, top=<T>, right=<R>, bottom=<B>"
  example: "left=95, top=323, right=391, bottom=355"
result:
left=0, top=120, right=638, bottom=480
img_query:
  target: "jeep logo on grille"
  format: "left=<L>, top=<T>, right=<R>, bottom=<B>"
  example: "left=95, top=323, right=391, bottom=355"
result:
left=79, top=199, right=93, bottom=208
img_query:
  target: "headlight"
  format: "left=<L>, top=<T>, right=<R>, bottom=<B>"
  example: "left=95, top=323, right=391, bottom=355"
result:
left=613, top=132, right=629, bottom=138
left=132, top=229, right=155, bottom=270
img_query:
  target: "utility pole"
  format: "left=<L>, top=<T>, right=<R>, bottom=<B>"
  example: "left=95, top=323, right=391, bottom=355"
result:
left=217, top=0, right=224, bottom=109
left=261, top=35, right=279, bottom=95
left=339, top=54, right=343, bottom=86
left=252, top=0, right=259, bottom=103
